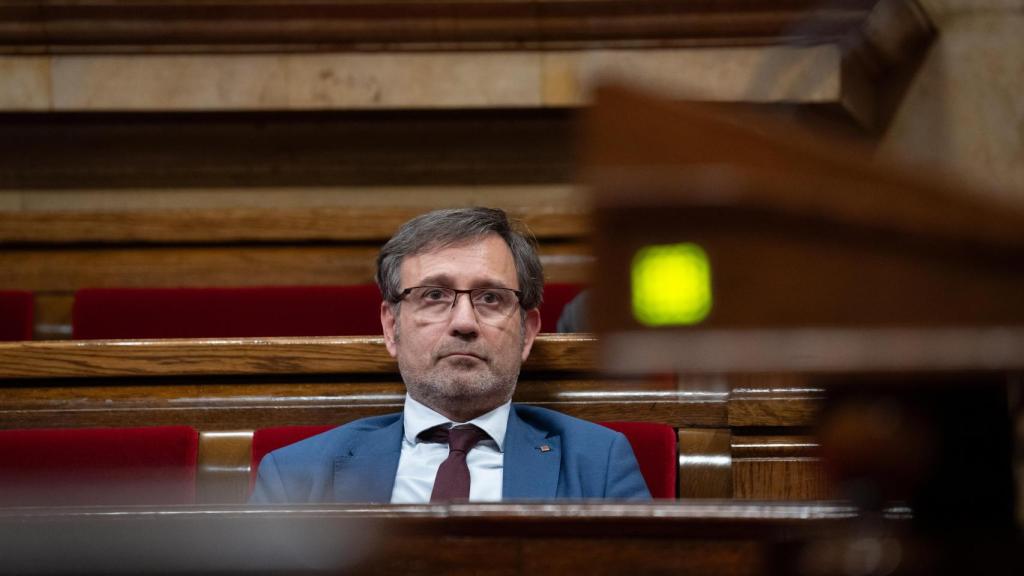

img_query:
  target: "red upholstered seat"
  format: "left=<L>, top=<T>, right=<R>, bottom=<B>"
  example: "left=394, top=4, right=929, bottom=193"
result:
left=72, top=285, right=384, bottom=339
left=250, top=425, right=334, bottom=493
left=0, top=426, right=199, bottom=506
left=251, top=420, right=676, bottom=498
left=599, top=421, right=677, bottom=499
left=0, top=290, right=33, bottom=341
left=539, top=282, right=584, bottom=333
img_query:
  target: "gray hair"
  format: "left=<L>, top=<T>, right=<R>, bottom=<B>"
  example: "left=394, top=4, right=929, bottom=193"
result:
left=376, top=207, right=544, bottom=310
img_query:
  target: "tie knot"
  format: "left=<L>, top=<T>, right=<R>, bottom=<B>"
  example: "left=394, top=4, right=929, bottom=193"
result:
left=421, top=424, right=488, bottom=453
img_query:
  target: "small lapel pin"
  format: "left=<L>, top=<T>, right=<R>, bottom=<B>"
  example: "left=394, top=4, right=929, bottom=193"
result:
left=539, top=444, right=551, bottom=452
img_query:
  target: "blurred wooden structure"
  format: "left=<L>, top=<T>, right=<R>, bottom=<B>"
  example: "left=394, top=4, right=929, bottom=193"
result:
left=584, top=84, right=1023, bottom=572
left=0, top=502, right=914, bottom=575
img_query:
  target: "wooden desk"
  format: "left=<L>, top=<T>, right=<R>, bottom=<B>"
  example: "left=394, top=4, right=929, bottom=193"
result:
left=0, top=501, right=912, bottom=576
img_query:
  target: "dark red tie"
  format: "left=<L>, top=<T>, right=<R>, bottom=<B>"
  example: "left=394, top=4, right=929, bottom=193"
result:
left=423, top=424, right=489, bottom=502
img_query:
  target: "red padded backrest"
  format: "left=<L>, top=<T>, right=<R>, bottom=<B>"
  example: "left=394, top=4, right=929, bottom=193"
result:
left=0, top=426, right=199, bottom=506
left=0, top=290, right=33, bottom=341
left=539, top=282, right=584, bottom=333
left=600, top=421, right=677, bottom=499
left=251, top=421, right=676, bottom=498
left=72, top=285, right=384, bottom=339
left=251, top=425, right=334, bottom=492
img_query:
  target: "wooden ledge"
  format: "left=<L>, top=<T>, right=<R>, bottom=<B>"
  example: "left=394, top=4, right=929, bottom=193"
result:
left=0, top=0, right=879, bottom=54
left=0, top=500, right=874, bottom=528
left=0, top=333, right=597, bottom=379
left=0, top=204, right=589, bottom=245
left=602, top=328, right=1024, bottom=375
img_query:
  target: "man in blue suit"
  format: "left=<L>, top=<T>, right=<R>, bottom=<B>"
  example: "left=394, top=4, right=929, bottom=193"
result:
left=251, top=208, right=650, bottom=503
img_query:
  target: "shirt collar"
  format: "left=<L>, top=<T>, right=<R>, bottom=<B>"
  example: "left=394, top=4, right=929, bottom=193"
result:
left=402, top=394, right=510, bottom=452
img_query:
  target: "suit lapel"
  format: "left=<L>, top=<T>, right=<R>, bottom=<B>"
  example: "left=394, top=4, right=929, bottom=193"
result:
left=333, top=418, right=403, bottom=502
left=502, top=406, right=561, bottom=499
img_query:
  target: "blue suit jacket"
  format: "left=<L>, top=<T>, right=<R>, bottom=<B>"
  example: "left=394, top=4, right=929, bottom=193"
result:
left=251, top=405, right=651, bottom=503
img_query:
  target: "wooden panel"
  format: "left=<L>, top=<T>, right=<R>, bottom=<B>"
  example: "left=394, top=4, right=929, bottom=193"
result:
left=0, top=503, right=886, bottom=575
left=0, top=334, right=598, bottom=379
left=0, top=109, right=574, bottom=189
left=0, top=206, right=588, bottom=245
left=516, top=539, right=763, bottom=576
left=0, top=243, right=592, bottom=292
left=516, top=377, right=728, bottom=427
left=0, top=378, right=728, bottom=431
left=678, top=428, right=732, bottom=498
left=731, top=435, right=835, bottom=500
left=0, top=337, right=395, bottom=380
left=196, top=431, right=253, bottom=504
left=0, top=245, right=377, bottom=291
left=0, top=381, right=407, bottom=430
left=32, top=292, right=73, bottom=340
left=728, top=376, right=824, bottom=427
left=0, top=0, right=881, bottom=52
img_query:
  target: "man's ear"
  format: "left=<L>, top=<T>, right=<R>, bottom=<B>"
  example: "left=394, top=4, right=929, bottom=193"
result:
left=381, top=301, right=398, bottom=357
left=520, top=308, right=542, bottom=362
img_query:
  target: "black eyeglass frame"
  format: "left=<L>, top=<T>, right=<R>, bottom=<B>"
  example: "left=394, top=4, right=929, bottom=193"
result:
left=394, top=285, right=524, bottom=316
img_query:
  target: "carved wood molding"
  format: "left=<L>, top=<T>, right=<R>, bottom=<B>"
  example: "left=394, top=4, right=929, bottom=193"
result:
left=0, top=0, right=883, bottom=54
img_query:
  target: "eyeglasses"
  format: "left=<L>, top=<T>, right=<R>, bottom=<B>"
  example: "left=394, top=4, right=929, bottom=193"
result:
left=396, top=286, right=522, bottom=325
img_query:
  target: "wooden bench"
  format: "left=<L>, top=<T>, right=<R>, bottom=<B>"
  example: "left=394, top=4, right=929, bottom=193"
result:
left=0, top=334, right=832, bottom=503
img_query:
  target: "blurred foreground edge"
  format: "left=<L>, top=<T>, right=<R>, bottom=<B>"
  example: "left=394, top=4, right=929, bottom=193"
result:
left=584, top=83, right=1022, bottom=575
left=0, top=502, right=907, bottom=576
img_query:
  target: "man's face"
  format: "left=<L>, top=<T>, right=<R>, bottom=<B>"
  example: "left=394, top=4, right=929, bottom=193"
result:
left=380, top=234, right=542, bottom=422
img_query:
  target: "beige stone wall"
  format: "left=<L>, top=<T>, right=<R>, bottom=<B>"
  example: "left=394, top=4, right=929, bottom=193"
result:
left=0, top=46, right=849, bottom=112
left=879, top=9, right=1024, bottom=205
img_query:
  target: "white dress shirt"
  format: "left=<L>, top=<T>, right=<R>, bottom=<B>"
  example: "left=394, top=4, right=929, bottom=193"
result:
left=390, top=394, right=508, bottom=503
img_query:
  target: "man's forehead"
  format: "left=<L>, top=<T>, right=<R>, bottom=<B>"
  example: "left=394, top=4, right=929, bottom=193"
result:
left=399, top=234, right=517, bottom=285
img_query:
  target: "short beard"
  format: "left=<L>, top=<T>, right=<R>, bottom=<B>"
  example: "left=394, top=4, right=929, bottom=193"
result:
left=393, top=308, right=527, bottom=422
left=401, top=357, right=519, bottom=422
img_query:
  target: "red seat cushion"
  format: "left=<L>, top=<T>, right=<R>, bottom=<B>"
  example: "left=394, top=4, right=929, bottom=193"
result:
left=251, top=425, right=333, bottom=492
left=72, top=285, right=384, bottom=339
left=600, top=421, right=677, bottom=499
left=0, top=426, right=199, bottom=506
left=539, top=283, right=584, bottom=333
left=0, top=290, right=33, bottom=341
left=251, top=421, right=676, bottom=498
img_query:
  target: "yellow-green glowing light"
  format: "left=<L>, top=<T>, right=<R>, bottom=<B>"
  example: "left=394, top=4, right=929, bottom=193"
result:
left=631, top=242, right=712, bottom=326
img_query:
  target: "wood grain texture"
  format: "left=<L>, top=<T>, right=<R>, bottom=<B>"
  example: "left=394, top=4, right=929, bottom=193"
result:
left=0, top=206, right=589, bottom=244
left=732, top=459, right=835, bottom=500
left=678, top=428, right=733, bottom=498
left=731, top=435, right=835, bottom=500
left=0, top=334, right=598, bottom=379
left=0, top=377, right=729, bottom=431
left=0, top=243, right=592, bottom=291
left=728, top=377, right=825, bottom=427
left=0, top=336, right=396, bottom=379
